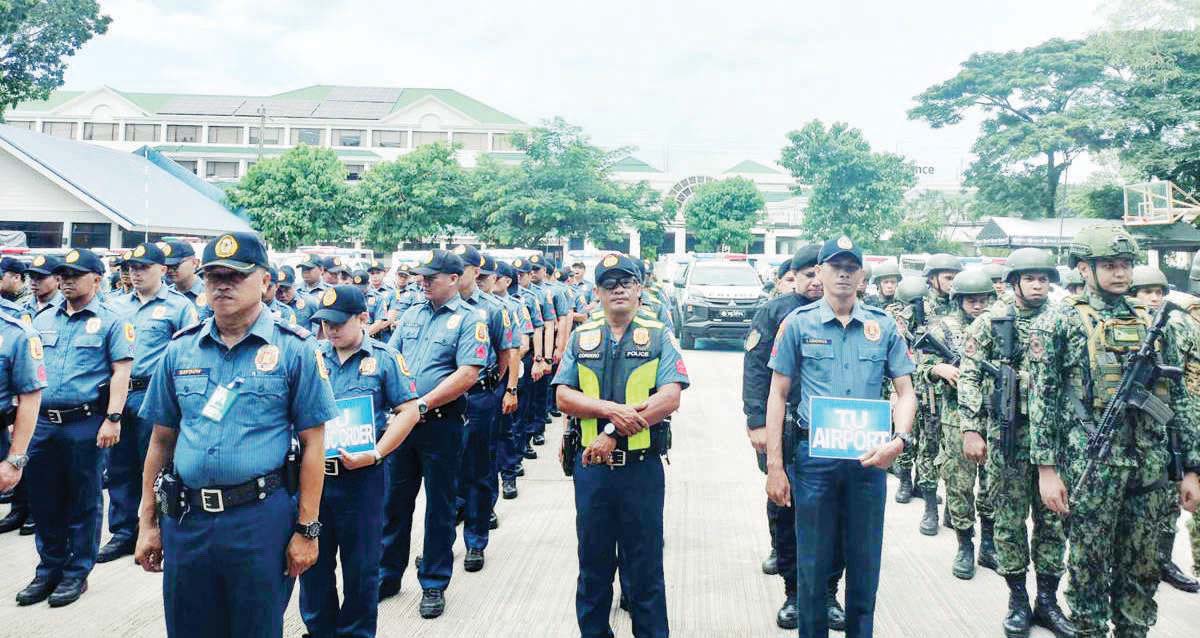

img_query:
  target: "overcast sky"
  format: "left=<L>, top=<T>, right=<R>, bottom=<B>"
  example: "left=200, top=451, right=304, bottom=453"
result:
left=65, top=0, right=1112, bottom=182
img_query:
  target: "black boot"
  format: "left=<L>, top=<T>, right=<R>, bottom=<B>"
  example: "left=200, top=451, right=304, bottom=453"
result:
left=1032, top=573, right=1076, bottom=638
left=776, top=587, right=798, bottom=629
left=761, top=548, right=779, bottom=575
left=978, top=517, right=998, bottom=570
left=953, top=528, right=976, bottom=580
left=1159, top=532, right=1200, bottom=593
left=827, top=577, right=846, bottom=631
left=1002, top=574, right=1033, bottom=638
left=919, top=490, right=939, bottom=536
left=895, top=467, right=913, bottom=504
left=0, top=506, right=28, bottom=534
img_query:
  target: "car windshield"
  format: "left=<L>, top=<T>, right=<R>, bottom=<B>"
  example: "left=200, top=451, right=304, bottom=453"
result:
left=690, top=265, right=761, bottom=286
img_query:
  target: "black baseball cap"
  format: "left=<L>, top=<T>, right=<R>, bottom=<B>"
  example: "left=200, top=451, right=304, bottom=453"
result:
left=26, top=254, right=62, bottom=276
left=511, top=257, right=532, bottom=274
left=324, top=256, right=346, bottom=273
left=298, top=254, right=323, bottom=270
left=495, top=260, right=516, bottom=281
left=528, top=254, right=547, bottom=270
left=200, top=232, right=270, bottom=273
left=594, top=253, right=642, bottom=284
left=277, top=265, right=297, bottom=288
left=480, top=254, right=498, bottom=276
left=0, top=257, right=26, bottom=275
left=452, top=245, right=484, bottom=269
left=266, top=265, right=281, bottom=284
left=791, top=244, right=821, bottom=271
left=126, top=241, right=167, bottom=266
left=351, top=269, right=369, bottom=286
left=817, top=236, right=863, bottom=266
left=54, top=249, right=106, bottom=275
left=413, top=249, right=465, bottom=276
left=160, top=240, right=195, bottom=266
left=367, top=259, right=387, bottom=273
left=311, top=285, right=367, bottom=324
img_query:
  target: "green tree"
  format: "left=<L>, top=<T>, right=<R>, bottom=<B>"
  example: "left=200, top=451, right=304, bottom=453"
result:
left=226, top=145, right=353, bottom=250
left=631, top=194, right=672, bottom=261
left=0, top=0, right=110, bottom=116
left=779, top=120, right=916, bottom=248
left=354, top=143, right=469, bottom=251
left=879, top=191, right=967, bottom=255
left=683, top=177, right=764, bottom=251
left=908, top=39, right=1108, bottom=219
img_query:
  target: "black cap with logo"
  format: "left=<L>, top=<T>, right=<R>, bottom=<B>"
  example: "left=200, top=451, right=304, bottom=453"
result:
left=351, top=269, right=369, bottom=286
left=593, top=253, right=642, bottom=284
left=511, top=257, right=532, bottom=274
left=25, top=254, right=62, bottom=276
left=495, top=260, right=516, bottom=281
left=126, top=242, right=167, bottom=266
left=277, top=265, right=297, bottom=288
left=200, top=232, right=271, bottom=273
left=367, top=259, right=387, bottom=273
left=452, top=245, right=484, bottom=269
left=412, top=249, right=465, bottom=276
left=0, top=257, right=26, bottom=275
left=54, top=249, right=106, bottom=275
left=298, top=254, right=323, bottom=271
left=817, top=236, right=863, bottom=265
left=311, top=285, right=367, bottom=324
left=160, top=240, right=196, bottom=266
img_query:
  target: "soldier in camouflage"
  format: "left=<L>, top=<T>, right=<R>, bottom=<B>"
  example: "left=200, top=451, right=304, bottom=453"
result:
left=959, top=248, right=1074, bottom=637
left=1062, top=269, right=1085, bottom=297
left=985, top=262, right=1016, bottom=306
left=1191, top=254, right=1200, bottom=581
left=865, top=261, right=901, bottom=308
left=885, top=275, right=927, bottom=503
left=1029, top=226, right=1200, bottom=638
left=917, top=268, right=997, bottom=580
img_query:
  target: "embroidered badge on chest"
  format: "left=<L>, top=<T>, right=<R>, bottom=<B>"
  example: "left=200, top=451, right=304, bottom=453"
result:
left=152, top=305, right=168, bottom=320
left=85, top=317, right=102, bottom=334
left=360, top=356, right=378, bottom=376
left=579, top=330, right=601, bottom=351
left=446, top=314, right=463, bottom=330
left=863, top=320, right=881, bottom=342
left=255, top=344, right=281, bottom=372
left=633, top=327, right=651, bottom=347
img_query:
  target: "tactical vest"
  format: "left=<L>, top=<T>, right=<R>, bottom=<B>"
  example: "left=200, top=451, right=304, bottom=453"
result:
left=1069, top=298, right=1170, bottom=411
left=573, top=317, right=664, bottom=451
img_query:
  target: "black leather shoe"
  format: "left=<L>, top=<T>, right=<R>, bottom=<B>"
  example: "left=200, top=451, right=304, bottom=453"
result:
left=522, top=445, right=537, bottom=460
left=16, top=575, right=59, bottom=606
left=19, top=518, right=34, bottom=535
left=502, top=479, right=518, bottom=499
left=0, top=507, right=27, bottom=534
left=532, top=434, right=545, bottom=446
left=776, top=591, right=798, bottom=629
left=464, top=548, right=485, bottom=572
left=419, top=589, right=445, bottom=618
left=489, top=511, right=499, bottom=530
left=514, top=464, right=526, bottom=477
left=761, top=549, right=779, bottom=575
left=377, top=578, right=401, bottom=601
left=827, top=593, right=846, bottom=631
left=96, top=538, right=135, bottom=564
left=48, top=578, right=87, bottom=607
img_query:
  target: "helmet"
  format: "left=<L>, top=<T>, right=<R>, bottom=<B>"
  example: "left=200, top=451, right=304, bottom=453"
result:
left=1190, top=251, right=1200, bottom=295
left=1067, top=225, right=1138, bottom=267
left=870, top=261, right=901, bottom=283
left=895, top=276, right=929, bottom=304
left=982, top=262, right=1008, bottom=282
left=1062, top=269, right=1085, bottom=287
left=922, top=253, right=963, bottom=278
left=1129, top=265, right=1169, bottom=291
left=950, top=269, right=996, bottom=300
left=1004, top=248, right=1059, bottom=284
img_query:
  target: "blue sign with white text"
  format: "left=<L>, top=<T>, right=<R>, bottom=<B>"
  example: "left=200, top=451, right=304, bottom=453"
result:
left=324, top=395, right=377, bottom=459
left=807, top=396, right=893, bottom=460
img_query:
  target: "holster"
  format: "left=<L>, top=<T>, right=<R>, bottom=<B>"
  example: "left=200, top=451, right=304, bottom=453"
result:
left=155, top=465, right=184, bottom=519
left=285, top=438, right=300, bottom=495
left=562, top=422, right=581, bottom=477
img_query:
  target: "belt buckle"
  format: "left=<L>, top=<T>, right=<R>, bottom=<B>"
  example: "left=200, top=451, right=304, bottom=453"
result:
left=324, top=458, right=340, bottom=476
left=199, top=488, right=225, bottom=513
left=608, top=449, right=626, bottom=468
left=46, top=409, right=63, bottom=424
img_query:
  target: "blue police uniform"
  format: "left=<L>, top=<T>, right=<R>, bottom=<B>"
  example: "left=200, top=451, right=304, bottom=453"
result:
left=28, top=291, right=134, bottom=586
left=553, top=306, right=689, bottom=638
left=381, top=292, right=489, bottom=595
left=512, top=279, right=546, bottom=463
left=299, top=334, right=416, bottom=638
left=139, top=302, right=338, bottom=638
left=103, top=282, right=197, bottom=550
left=267, top=297, right=299, bottom=325
left=26, top=291, right=64, bottom=319
left=526, top=278, right=558, bottom=439
left=769, top=297, right=914, bottom=638
left=1, top=297, right=33, bottom=325
left=0, top=310, right=47, bottom=490
left=493, top=288, right=535, bottom=499
left=171, top=277, right=210, bottom=321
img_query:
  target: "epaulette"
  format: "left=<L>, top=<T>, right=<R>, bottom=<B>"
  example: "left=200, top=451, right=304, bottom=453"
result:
left=862, top=304, right=888, bottom=316
left=631, top=316, right=664, bottom=329
left=172, top=320, right=205, bottom=339
left=580, top=318, right=605, bottom=330
left=277, top=320, right=312, bottom=339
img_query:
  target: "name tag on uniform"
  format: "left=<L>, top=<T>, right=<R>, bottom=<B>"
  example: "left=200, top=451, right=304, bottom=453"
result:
left=577, top=352, right=601, bottom=360
left=201, top=378, right=244, bottom=422
left=802, top=338, right=831, bottom=345
left=807, top=396, right=892, bottom=460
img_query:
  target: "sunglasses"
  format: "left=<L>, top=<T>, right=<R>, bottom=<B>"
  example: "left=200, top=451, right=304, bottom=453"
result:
left=203, top=270, right=252, bottom=286
left=598, top=277, right=639, bottom=291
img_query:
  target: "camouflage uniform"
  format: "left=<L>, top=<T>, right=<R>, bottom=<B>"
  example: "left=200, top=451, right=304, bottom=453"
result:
left=1029, top=289, right=1200, bottom=637
left=913, top=288, right=956, bottom=494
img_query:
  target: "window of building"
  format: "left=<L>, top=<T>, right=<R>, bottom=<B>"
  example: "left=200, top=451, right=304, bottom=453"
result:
left=124, top=124, right=160, bottom=142
left=207, top=126, right=243, bottom=144
left=205, top=161, right=240, bottom=179
left=71, top=222, right=111, bottom=249
left=166, top=125, right=201, bottom=143
left=249, top=127, right=283, bottom=145
left=413, top=131, right=448, bottom=146
left=1, top=222, right=62, bottom=248
left=491, top=133, right=516, bottom=151
left=82, top=122, right=118, bottom=141
left=41, top=121, right=76, bottom=139
left=453, top=132, right=487, bottom=151
left=345, top=164, right=365, bottom=181
left=332, top=129, right=364, bottom=147
left=371, top=130, right=407, bottom=148
left=4, top=120, right=35, bottom=131
left=290, top=128, right=325, bottom=146
left=175, top=160, right=198, bottom=174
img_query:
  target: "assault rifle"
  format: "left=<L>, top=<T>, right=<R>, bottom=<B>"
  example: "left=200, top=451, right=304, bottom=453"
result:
left=912, top=331, right=960, bottom=455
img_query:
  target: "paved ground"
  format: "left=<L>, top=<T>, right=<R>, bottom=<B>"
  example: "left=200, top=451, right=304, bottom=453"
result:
left=1, top=341, right=1198, bottom=637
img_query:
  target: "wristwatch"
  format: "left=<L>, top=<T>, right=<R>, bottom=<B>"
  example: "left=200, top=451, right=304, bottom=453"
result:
left=892, top=432, right=913, bottom=452
left=534, top=356, right=545, bottom=363
left=295, top=520, right=322, bottom=539
left=416, top=398, right=429, bottom=415
left=505, top=387, right=518, bottom=396
left=371, top=449, right=384, bottom=465
left=105, top=413, right=122, bottom=423
left=603, top=423, right=617, bottom=437
left=4, top=454, right=29, bottom=470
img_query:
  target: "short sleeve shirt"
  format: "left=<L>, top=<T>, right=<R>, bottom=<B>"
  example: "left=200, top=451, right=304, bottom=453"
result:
left=386, top=296, right=490, bottom=396
left=109, top=286, right=198, bottom=379
left=318, top=336, right=418, bottom=433
left=0, top=312, right=47, bottom=406
left=33, top=296, right=135, bottom=406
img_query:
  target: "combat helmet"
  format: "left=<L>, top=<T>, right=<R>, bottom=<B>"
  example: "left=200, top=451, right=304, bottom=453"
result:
left=983, top=262, right=1009, bottom=282
left=895, top=276, right=929, bottom=304
left=1062, top=269, right=1084, bottom=287
left=950, top=269, right=995, bottom=300
left=1067, top=225, right=1138, bottom=267
left=1129, top=265, right=1169, bottom=292
left=870, top=261, right=902, bottom=283
left=922, top=253, right=963, bottom=278
left=1004, top=248, right=1059, bottom=284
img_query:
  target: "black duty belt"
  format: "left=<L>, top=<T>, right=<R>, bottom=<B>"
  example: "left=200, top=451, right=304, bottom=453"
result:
left=472, top=369, right=501, bottom=392
left=419, top=398, right=466, bottom=424
left=40, top=401, right=103, bottom=425
left=185, top=467, right=286, bottom=513
left=602, top=449, right=652, bottom=467
left=129, top=377, right=151, bottom=392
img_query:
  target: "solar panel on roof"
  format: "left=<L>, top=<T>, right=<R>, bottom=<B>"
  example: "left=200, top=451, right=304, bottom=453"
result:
left=159, top=97, right=246, bottom=116
left=327, top=87, right=402, bottom=103
left=311, top=101, right=392, bottom=120
left=233, top=99, right=320, bottom=118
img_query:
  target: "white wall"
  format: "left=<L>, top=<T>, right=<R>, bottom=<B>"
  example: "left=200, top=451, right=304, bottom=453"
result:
left=0, top=151, right=104, bottom=221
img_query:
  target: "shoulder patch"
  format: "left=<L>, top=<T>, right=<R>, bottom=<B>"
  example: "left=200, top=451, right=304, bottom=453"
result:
left=744, top=329, right=761, bottom=352
left=278, top=320, right=312, bottom=339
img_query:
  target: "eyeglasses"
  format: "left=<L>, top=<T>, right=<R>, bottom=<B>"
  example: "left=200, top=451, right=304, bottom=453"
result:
left=598, top=277, right=639, bottom=291
left=203, top=270, right=251, bottom=286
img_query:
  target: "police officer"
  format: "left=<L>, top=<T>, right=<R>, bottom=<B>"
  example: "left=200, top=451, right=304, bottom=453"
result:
left=493, top=259, right=535, bottom=500
left=380, top=249, right=490, bottom=618
left=512, top=257, right=548, bottom=464
left=1030, top=226, right=1200, bottom=638
left=956, top=248, right=1075, bottom=637
left=24, top=254, right=64, bottom=318
left=263, top=265, right=299, bottom=325
left=554, top=252, right=689, bottom=638
left=134, top=231, right=338, bottom=638
left=0, top=257, right=32, bottom=324
left=276, top=265, right=316, bottom=327
left=527, top=254, right=561, bottom=447
left=865, top=261, right=901, bottom=307
left=17, top=248, right=134, bottom=607
left=364, top=261, right=391, bottom=338
left=99, top=242, right=198, bottom=564
left=0, top=298, right=46, bottom=537
left=298, top=254, right=330, bottom=297
left=299, top=285, right=420, bottom=638
left=771, top=258, right=798, bottom=296
left=765, top=236, right=917, bottom=638
left=324, top=257, right=345, bottom=287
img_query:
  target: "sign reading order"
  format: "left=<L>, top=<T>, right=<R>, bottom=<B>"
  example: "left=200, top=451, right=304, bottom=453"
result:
left=807, top=396, right=892, bottom=460
left=324, top=395, right=377, bottom=459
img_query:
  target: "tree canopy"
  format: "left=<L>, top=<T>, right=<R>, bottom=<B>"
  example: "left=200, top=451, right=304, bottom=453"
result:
left=0, top=0, right=109, bottom=116
left=354, top=142, right=469, bottom=252
left=682, top=177, right=764, bottom=251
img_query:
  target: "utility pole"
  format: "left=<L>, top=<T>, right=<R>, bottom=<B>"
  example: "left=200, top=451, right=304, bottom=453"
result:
left=257, top=105, right=267, bottom=161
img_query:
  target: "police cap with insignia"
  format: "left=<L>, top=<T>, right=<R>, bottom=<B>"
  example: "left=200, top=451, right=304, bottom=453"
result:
left=311, top=285, right=368, bottom=324
left=125, top=241, right=167, bottom=266
left=817, top=236, right=863, bottom=265
left=396, top=262, right=410, bottom=276
left=512, top=257, right=532, bottom=274
left=452, top=244, right=484, bottom=269
left=594, top=253, right=642, bottom=284
left=324, top=256, right=346, bottom=273
left=277, top=265, right=297, bottom=288
left=54, top=249, right=106, bottom=275
left=480, top=254, right=498, bottom=276
left=528, top=254, right=546, bottom=270
left=352, top=269, right=369, bottom=285
left=495, top=260, right=516, bottom=281
left=266, top=265, right=280, bottom=284
left=200, top=231, right=270, bottom=273
left=298, top=254, right=323, bottom=271
left=367, top=259, right=387, bottom=273
left=0, top=257, right=27, bottom=275
left=25, top=254, right=62, bottom=276
left=161, top=240, right=196, bottom=266
left=413, top=249, right=465, bottom=276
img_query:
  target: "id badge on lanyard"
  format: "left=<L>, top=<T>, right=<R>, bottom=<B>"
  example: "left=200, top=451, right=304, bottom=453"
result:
left=201, top=377, right=245, bottom=422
